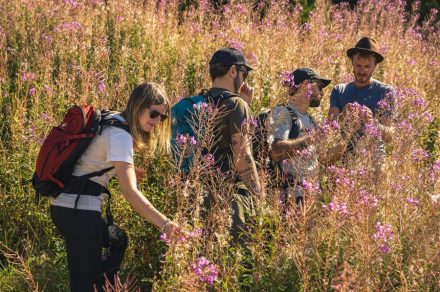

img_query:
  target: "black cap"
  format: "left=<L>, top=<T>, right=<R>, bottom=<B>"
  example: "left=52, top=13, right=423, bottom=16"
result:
left=209, top=47, right=254, bottom=71
left=292, top=67, right=331, bottom=88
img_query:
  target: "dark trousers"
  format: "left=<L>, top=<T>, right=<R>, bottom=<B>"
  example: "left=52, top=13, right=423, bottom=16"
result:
left=201, top=181, right=256, bottom=246
left=50, top=206, right=126, bottom=292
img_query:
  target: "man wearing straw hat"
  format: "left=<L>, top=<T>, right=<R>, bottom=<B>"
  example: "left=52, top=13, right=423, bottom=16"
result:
left=328, top=37, right=395, bottom=157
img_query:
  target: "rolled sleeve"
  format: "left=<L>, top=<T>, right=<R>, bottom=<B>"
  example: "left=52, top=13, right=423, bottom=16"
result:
left=330, top=87, right=342, bottom=110
left=267, top=106, right=292, bottom=144
left=107, top=128, right=134, bottom=164
left=229, top=98, right=251, bottom=135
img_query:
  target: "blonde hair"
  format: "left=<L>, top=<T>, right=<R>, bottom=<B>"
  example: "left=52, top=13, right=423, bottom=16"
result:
left=122, top=82, right=171, bottom=153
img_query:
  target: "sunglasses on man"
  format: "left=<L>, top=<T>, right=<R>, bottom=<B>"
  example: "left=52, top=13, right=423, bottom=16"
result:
left=147, top=108, right=168, bottom=121
left=236, top=65, right=249, bottom=80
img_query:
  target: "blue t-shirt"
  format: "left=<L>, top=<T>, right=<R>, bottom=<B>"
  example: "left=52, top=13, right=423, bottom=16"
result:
left=330, top=79, right=394, bottom=117
left=330, top=79, right=394, bottom=157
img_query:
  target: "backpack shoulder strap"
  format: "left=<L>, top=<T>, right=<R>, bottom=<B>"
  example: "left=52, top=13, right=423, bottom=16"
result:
left=182, top=89, right=210, bottom=105
left=282, top=105, right=299, bottom=122
left=277, top=104, right=302, bottom=140
left=205, top=90, right=239, bottom=106
left=100, top=115, right=130, bottom=134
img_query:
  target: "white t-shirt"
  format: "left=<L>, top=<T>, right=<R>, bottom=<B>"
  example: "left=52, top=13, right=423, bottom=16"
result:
left=51, top=114, right=133, bottom=211
left=267, top=104, right=318, bottom=179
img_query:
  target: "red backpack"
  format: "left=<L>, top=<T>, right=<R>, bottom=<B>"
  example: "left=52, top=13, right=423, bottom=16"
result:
left=31, top=105, right=130, bottom=204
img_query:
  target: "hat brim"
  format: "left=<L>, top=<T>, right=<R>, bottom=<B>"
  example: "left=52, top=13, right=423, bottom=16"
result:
left=244, top=64, right=254, bottom=71
left=318, top=78, right=331, bottom=88
left=347, top=48, right=384, bottom=63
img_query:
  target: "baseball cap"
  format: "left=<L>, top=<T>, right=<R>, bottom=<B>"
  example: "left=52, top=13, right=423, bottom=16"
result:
left=209, top=47, right=254, bottom=71
left=292, top=67, right=331, bottom=88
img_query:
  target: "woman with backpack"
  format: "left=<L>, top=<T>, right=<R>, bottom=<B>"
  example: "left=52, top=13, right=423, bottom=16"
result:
left=50, top=82, right=178, bottom=291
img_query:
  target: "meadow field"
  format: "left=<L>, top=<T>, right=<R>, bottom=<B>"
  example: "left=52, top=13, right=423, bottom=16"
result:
left=0, top=0, right=439, bottom=290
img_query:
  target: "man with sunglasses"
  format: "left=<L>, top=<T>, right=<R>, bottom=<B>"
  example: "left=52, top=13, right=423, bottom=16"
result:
left=268, top=68, right=331, bottom=207
left=200, top=47, right=261, bottom=244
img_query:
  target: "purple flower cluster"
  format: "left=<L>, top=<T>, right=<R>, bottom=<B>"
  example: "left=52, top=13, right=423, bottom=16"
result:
left=225, top=39, right=244, bottom=51
left=160, top=228, right=203, bottom=244
left=191, top=257, right=219, bottom=285
left=358, top=190, right=378, bottom=208
left=411, top=148, right=430, bottom=162
left=176, top=134, right=197, bottom=147
left=413, top=97, right=426, bottom=107
left=279, top=71, right=296, bottom=89
left=364, top=122, right=382, bottom=139
left=97, top=81, right=106, bottom=93
left=193, top=102, right=213, bottom=113
left=202, top=153, right=215, bottom=167
left=322, top=201, right=350, bottom=216
left=302, top=179, right=320, bottom=194
left=372, top=222, right=394, bottom=254
left=235, top=3, right=248, bottom=14
left=21, top=71, right=36, bottom=82
left=29, top=87, right=36, bottom=96
left=406, top=197, right=419, bottom=207
left=64, top=0, right=78, bottom=8
left=55, top=21, right=82, bottom=32
left=241, top=117, right=258, bottom=128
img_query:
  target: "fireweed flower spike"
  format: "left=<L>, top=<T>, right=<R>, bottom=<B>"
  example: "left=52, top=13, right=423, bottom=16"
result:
left=372, top=222, right=394, bottom=254
left=191, top=257, right=219, bottom=285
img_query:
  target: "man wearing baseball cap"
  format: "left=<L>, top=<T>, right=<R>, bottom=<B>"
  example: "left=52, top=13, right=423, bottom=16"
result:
left=328, top=37, right=395, bottom=158
left=267, top=67, right=333, bottom=206
left=201, top=47, right=260, bottom=244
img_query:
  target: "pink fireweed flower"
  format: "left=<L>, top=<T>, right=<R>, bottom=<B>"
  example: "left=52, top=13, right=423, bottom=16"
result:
left=21, top=72, right=36, bottom=82
left=305, top=83, right=314, bottom=99
left=322, top=200, right=350, bottom=216
left=193, top=102, right=213, bottom=113
left=97, top=81, right=106, bottom=93
left=331, top=120, right=341, bottom=130
left=225, top=39, right=244, bottom=51
left=202, top=153, right=215, bottom=167
left=432, top=160, right=440, bottom=172
left=200, top=0, right=209, bottom=11
left=397, top=120, right=413, bottom=134
left=302, top=179, right=320, bottom=194
left=295, top=148, right=310, bottom=157
left=372, top=222, right=394, bottom=254
left=176, top=134, right=197, bottom=147
left=233, top=27, right=242, bottom=35
left=241, top=117, right=258, bottom=128
left=235, top=3, right=248, bottom=14
left=279, top=71, right=300, bottom=93
left=412, top=148, right=430, bottom=162
left=29, top=87, right=36, bottom=96
left=422, top=111, right=434, bottom=123
left=222, top=5, right=232, bottom=15
left=364, top=122, right=382, bottom=138
left=301, top=23, right=311, bottom=31
left=406, top=197, right=419, bottom=207
left=188, top=228, right=203, bottom=239
left=359, top=190, right=378, bottom=208
left=413, top=97, right=426, bottom=107
left=191, top=257, right=219, bottom=285
left=406, top=58, right=416, bottom=66
left=64, top=0, right=78, bottom=7
left=55, top=21, right=82, bottom=32
left=256, top=1, right=265, bottom=9
left=159, top=233, right=170, bottom=243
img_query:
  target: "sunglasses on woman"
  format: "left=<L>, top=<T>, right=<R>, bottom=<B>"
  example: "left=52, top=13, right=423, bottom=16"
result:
left=148, top=108, right=168, bottom=121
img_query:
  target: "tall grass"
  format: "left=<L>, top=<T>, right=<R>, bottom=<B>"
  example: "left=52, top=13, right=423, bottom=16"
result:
left=0, top=0, right=439, bottom=290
